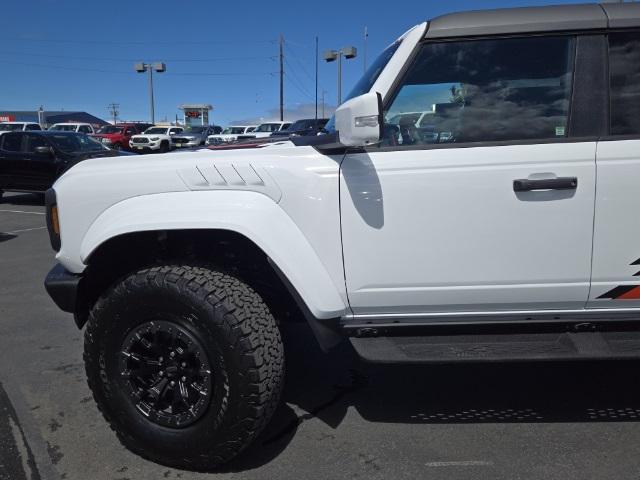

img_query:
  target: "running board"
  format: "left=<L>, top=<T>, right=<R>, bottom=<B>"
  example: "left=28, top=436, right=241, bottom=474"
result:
left=349, top=331, right=640, bottom=363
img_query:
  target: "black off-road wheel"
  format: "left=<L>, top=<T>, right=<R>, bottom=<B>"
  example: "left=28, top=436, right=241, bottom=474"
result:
left=84, top=265, right=285, bottom=470
left=159, top=141, right=170, bottom=153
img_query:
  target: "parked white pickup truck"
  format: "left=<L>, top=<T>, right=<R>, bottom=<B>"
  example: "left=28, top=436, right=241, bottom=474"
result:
left=206, top=125, right=257, bottom=145
left=48, top=122, right=95, bottom=134
left=237, top=121, right=291, bottom=139
left=129, top=125, right=184, bottom=152
left=44, top=2, right=640, bottom=470
left=0, top=121, right=42, bottom=134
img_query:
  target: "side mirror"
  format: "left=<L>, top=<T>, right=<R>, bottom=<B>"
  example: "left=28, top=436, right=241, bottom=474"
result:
left=35, top=146, right=53, bottom=155
left=335, top=91, right=383, bottom=147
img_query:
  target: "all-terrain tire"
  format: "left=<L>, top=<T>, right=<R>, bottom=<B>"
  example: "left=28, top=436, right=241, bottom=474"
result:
left=159, top=141, right=170, bottom=153
left=84, top=264, right=285, bottom=470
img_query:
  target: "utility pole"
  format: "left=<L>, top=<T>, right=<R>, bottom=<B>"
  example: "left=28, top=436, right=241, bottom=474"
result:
left=321, top=90, right=326, bottom=118
left=315, top=36, right=319, bottom=122
left=108, top=103, right=119, bottom=125
left=364, top=26, right=369, bottom=72
left=279, top=34, right=284, bottom=121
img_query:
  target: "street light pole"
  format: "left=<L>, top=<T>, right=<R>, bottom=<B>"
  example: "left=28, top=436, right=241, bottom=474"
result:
left=148, top=67, right=155, bottom=124
left=324, top=46, right=357, bottom=106
left=337, top=52, right=342, bottom=106
left=135, top=62, right=166, bottom=124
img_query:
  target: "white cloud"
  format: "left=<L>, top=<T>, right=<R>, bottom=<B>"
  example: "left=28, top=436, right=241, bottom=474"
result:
left=231, top=102, right=335, bottom=124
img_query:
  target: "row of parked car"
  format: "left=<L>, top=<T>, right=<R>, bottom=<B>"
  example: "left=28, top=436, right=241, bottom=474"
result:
left=207, top=118, right=329, bottom=145
left=0, top=116, right=331, bottom=195
left=0, top=117, right=330, bottom=155
left=0, top=121, right=98, bottom=134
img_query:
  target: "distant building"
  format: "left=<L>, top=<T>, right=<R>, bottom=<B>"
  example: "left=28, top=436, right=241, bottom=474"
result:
left=179, top=104, right=213, bottom=127
left=0, top=110, right=109, bottom=129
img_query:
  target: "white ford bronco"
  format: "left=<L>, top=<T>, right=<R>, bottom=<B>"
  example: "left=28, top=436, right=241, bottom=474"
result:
left=44, top=2, right=640, bottom=469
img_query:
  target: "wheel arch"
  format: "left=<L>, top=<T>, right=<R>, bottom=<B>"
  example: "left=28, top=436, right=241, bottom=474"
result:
left=75, top=191, right=347, bottom=350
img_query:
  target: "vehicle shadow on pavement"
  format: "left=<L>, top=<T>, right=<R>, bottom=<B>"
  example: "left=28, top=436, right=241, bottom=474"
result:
left=0, top=233, right=17, bottom=243
left=225, top=323, right=640, bottom=472
left=1, top=193, right=44, bottom=206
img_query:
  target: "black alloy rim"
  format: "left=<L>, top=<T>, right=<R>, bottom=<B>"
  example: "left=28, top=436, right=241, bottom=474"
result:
left=118, top=320, right=213, bottom=428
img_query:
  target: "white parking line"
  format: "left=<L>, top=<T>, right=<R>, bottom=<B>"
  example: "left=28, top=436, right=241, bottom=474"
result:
left=6, top=227, right=46, bottom=234
left=0, top=210, right=45, bottom=216
left=425, top=461, right=493, bottom=467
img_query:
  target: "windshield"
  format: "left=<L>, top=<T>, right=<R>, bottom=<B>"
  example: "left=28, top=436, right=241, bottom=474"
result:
left=255, top=123, right=282, bottom=132
left=223, top=126, right=247, bottom=134
left=97, top=125, right=124, bottom=134
left=184, top=126, right=206, bottom=133
left=49, top=134, right=107, bottom=152
left=49, top=124, right=78, bottom=132
left=325, top=40, right=402, bottom=133
left=0, top=123, right=24, bottom=131
left=286, top=119, right=327, bottom=131
left=144, top=127, right=168, bottom=135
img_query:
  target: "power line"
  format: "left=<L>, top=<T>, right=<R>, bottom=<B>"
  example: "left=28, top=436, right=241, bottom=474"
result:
left=284, top=44, right=315, bottom=83
left=284, top=72, right=314, bottom=101
left=0, top=36, right=275, bottom=46
left=284, top=59, right=314, bottom=99
left=0, top=59, right=274, bottom=76
left=0, top=50, right=276, bottom=63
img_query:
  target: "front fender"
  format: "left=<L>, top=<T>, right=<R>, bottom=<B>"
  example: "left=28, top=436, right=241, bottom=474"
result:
left=80, top=190, right=348, bottom=319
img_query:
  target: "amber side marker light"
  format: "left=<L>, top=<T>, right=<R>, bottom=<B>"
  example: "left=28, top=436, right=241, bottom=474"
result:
left=51, top=205, right=60, bottom=235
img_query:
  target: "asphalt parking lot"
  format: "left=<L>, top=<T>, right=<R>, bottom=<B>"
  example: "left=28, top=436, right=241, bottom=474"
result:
left=3, top=191, right=640, bottom=480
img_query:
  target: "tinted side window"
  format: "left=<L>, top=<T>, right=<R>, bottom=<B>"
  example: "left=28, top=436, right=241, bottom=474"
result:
left=1, top=133, right=22, bottom=152
left=609, top=32, right=640, bottom=136
left=383, top=36, right=575, bottom=147
left=25, top=134, right=49, bottom=153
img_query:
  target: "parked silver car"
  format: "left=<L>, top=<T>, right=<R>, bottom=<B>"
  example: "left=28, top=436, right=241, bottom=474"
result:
left=171, top=125, right=217, bottom=148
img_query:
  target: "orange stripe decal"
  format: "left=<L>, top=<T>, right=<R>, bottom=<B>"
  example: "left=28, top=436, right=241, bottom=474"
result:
left=616, top=286, right=640, bottom=300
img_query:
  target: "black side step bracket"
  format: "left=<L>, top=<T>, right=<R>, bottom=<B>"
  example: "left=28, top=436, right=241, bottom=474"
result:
left=350, top=331, right=640, bottom=364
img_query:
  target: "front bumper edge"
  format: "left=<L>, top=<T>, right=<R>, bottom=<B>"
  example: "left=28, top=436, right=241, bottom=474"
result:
left=44, top=263, right=81, bottom=314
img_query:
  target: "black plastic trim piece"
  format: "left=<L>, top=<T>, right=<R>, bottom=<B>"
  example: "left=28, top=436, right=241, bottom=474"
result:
left=266, top=257, right=344, bottom=351
left=44, top=188, right=60, bottom=252
left=44, top=263, right=81, bottom=314
left=569, top=34, right=609, bottom=138
left=365, top=135, right=600, bottom=154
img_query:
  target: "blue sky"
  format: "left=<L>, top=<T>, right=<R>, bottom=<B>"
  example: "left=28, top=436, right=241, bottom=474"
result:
left=0, top=0, right=587, bottom=126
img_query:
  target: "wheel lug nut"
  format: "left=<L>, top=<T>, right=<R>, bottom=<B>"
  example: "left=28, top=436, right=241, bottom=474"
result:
left=170, top=381, right=175, bottom=386
left=159, top=371, right=164, bottom=376
left=170, top=352, right=175, bottom=358
left=181, top=362, right=186, bottom=368
left=181, top=376, right=187, bottom=382
left=159, top=357, right=163, bottom=362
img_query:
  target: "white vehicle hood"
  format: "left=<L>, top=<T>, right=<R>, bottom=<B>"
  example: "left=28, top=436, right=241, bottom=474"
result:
left=52, top=139, right=312, bottom=271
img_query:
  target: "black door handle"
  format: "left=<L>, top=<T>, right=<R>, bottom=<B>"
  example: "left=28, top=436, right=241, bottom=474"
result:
left=513, top=177, right=578, bottom=192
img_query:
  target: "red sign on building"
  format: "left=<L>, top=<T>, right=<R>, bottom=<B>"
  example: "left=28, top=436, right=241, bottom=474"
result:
left=0, top=115, right=16, bottom=122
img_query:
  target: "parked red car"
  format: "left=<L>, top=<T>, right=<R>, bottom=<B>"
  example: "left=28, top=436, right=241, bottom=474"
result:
left=91, top=123, right=151, bottom=151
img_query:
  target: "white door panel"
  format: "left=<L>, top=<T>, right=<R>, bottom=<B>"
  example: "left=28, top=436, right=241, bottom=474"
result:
left=340, top=142, right=596, bottom=315
left=589, top=140, right=640, bottom=307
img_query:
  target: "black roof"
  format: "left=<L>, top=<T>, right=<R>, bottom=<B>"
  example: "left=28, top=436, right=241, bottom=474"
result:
left=426, top=2, right=640, bottom=39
